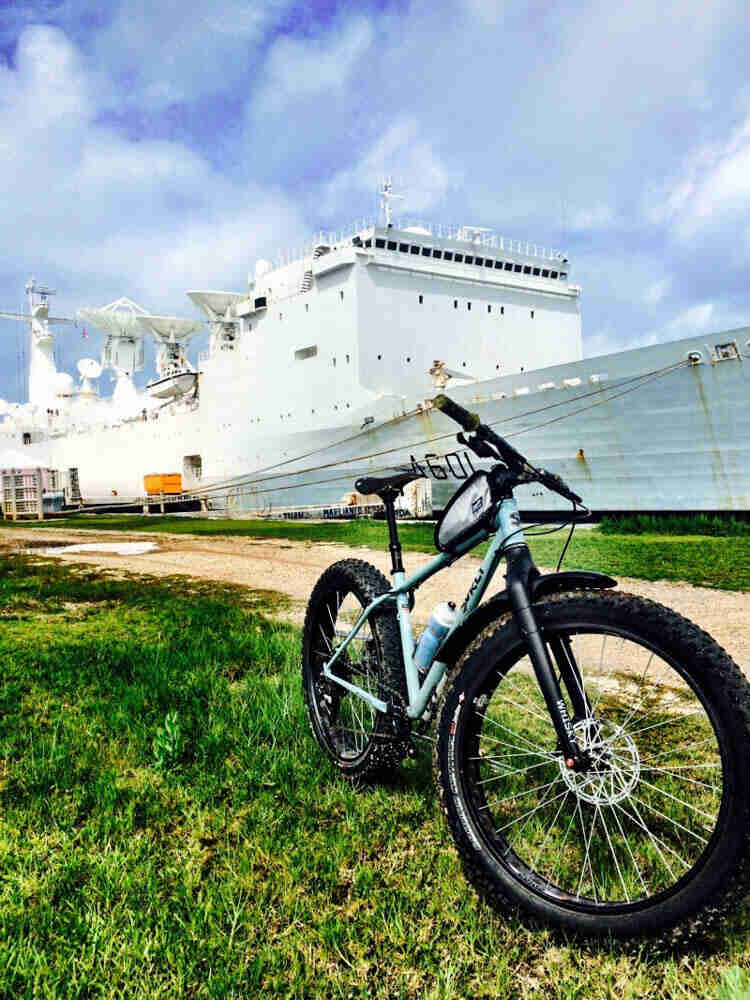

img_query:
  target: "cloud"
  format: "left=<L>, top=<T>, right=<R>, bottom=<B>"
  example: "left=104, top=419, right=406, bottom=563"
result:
left=320, top=118, right=458, bottom=219
left=645, top=114, right=750, bottom=241
left=567, top=204, right=615, bottom=232
left=256, top=17, right=374, bottom=114
left=0, top=24, right=307, bottom=392
left=643, top=278, right=671, bottom=307
left=84, top=0, right=293, bottom=109
left=667, top=302, right=714, bottom=333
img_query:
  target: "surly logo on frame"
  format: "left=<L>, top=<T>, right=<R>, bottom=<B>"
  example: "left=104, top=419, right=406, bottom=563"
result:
left=461, top=567, right=484, bottom=612
left=471, top=494, right=484, bottom=516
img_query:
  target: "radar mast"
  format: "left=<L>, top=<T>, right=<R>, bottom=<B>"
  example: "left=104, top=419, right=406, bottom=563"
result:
left=0, top=279, right=76, bottom=409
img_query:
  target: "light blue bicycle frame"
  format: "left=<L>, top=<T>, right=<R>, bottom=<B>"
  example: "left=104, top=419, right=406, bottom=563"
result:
left=322, top=497, right=525, bottom=719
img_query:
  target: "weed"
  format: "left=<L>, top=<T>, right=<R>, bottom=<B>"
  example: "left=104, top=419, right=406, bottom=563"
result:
left=152, top=710, right=184, bottom=770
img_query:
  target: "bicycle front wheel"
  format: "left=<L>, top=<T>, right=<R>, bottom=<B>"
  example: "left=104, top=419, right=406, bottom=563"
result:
left=435, top=591, right=750, bottom=941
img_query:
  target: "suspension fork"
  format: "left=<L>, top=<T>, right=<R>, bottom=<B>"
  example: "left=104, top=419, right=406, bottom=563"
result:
left=504, top=545, right=584, bottom=768
left=548, top=635, right=591, bottom=721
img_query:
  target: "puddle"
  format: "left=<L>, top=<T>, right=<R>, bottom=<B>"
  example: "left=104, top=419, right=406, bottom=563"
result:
left=38, top=542, right=159, bottom=557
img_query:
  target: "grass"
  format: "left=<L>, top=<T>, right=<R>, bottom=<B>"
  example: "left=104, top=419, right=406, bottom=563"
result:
left=13, top=513, right=750, bottom=591
left=1, top=552, right=750, bottom=998
left=600, top=515, right=750, bottom=537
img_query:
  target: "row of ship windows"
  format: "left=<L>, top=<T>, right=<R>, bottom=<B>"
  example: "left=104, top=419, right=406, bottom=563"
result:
left=247, top=403, right=356, bottom=423
left=417, top=294, right=535, bottom=318
left=293, top=347, right=501, bottom=371
left=365, top=237, right=567, bottom=280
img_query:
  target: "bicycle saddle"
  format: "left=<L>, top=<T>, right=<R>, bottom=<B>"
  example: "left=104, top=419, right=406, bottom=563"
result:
left=354, top=469, right=423, bottom=498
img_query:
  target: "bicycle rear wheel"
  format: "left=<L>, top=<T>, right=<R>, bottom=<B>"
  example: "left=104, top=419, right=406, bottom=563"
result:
left=435, top=591, right=750, bottom=940
left=302, top=559, right=409, bottom=781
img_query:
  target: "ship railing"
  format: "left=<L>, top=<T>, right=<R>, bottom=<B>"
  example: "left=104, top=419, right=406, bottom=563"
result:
left=272, top=219, right=566, bottom=270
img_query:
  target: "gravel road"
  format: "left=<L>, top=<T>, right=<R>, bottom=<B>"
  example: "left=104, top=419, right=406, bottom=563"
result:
left=4, top=525, right=748, bottom=669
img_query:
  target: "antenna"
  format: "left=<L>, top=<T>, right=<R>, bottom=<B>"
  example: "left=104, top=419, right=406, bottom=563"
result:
left=380, top=177, right=405, bottom=228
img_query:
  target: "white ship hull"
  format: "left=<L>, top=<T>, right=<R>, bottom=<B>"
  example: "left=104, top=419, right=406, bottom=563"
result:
left=17, top=328, right=749, bottom=514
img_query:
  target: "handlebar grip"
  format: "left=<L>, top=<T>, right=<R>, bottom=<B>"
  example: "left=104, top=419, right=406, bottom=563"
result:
left=433, top=394, right=481, bottom=431
left=539, top=469, right=582, bottom=505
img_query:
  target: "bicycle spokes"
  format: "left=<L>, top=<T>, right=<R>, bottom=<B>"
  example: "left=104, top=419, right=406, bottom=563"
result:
left=472, top=630, right=723, bottom=905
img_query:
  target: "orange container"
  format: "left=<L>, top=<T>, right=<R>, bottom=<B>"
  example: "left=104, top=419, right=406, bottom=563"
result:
left=144, top=473, right=182, bottom=495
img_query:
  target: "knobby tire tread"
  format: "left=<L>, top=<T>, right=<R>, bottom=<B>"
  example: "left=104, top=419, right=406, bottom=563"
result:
left=433, top=589, right=750, bottom=944
left=302, top=558, right=409, bottom=782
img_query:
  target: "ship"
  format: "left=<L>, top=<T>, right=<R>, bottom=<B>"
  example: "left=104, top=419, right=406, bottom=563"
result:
left=1, top=183, right=748, bottom=516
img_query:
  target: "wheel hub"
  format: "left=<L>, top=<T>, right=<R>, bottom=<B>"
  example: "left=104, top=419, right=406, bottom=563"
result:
left=559, top=718, right=640, bottom=806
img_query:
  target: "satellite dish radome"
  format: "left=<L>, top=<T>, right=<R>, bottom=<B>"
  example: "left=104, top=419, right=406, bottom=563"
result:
left=78, top=358, right=103, bottom=379
left=54, top=372, right=75, bottom=395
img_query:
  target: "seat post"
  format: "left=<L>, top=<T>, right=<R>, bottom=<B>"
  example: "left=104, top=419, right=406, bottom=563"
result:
left=381, top=489, right=404, bottom=575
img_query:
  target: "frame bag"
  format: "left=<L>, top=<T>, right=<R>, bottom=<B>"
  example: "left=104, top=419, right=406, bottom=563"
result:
left=435, top=471, right=493, bottom=554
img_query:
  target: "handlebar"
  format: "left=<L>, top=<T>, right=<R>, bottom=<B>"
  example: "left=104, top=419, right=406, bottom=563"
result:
left=433, top=394, right=582, bottom=505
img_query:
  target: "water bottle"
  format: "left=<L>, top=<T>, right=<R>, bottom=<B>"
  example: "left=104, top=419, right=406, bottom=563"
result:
left=414, top=601, right=457, bottom=673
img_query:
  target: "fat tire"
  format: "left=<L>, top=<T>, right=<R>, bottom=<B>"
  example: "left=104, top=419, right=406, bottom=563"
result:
left=434, top=590, right=750, bottom=942
left=302, top=558, right=409, bottom=781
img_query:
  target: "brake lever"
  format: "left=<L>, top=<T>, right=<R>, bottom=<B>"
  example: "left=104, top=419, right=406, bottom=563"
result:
left=537, top=468, right=582, bottom=505
left=457, top=431, right=499, bottom=460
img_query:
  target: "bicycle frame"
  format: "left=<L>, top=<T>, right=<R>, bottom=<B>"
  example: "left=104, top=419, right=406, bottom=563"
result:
left=322, top=496, right=525, bottom=720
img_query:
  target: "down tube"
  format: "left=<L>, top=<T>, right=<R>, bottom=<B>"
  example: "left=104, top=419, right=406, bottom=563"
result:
left=407, top=520, right=510, bottom=719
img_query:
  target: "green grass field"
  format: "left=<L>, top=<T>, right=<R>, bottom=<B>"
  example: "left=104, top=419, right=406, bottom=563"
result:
left=2, top=552, right=750, bottom=998
left=17, top=513, right=750, bottom=591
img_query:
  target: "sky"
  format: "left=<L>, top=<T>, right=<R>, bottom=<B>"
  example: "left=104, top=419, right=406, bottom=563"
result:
left=1, top=0, right=750, bottom=401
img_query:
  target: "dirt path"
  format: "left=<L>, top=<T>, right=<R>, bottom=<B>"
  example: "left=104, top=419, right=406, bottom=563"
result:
left=4, top=525, right=749, bottom=668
